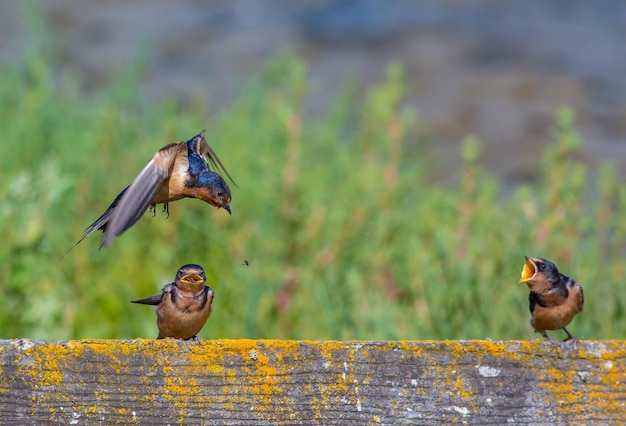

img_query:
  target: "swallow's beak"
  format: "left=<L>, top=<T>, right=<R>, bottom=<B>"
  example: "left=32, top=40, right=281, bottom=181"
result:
left=224, top=205, right=232, bottom=215
left=181, top=273, right=204, bottom=285
left=519, top=256, right=537, bottom=283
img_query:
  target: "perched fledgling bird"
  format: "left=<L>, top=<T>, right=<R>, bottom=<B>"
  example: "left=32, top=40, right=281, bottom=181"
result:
left=519, top=256, right=584, bottom=347
left=65, top=130, right=236, bottom=252
left=132, top=264, right=215, bottom=340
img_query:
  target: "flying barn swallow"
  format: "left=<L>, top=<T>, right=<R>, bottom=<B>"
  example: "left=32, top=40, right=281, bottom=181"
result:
left=65, top=130, right=236, bottom=252
left=519, top=256, right=584, bottom=347
left=132, top=264, right=215, bottom=339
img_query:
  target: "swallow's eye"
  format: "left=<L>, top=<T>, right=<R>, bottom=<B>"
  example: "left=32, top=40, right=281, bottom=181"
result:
left=217, top=191, right=224, bottom=197
left=539, top=263, right=546, bottom=269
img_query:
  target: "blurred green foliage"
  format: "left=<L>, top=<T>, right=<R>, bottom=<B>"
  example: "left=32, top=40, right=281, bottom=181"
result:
left=1, top=12, right=625, bottom=341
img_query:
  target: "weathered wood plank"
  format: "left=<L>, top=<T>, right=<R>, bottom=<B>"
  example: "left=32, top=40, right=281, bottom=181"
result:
left=0, top=339, right=624, bottom=425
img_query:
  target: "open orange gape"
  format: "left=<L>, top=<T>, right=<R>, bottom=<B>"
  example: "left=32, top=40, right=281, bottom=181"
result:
left=180, top=273, right=204, bottom=284
left=519, top=256, right=537, bottom=283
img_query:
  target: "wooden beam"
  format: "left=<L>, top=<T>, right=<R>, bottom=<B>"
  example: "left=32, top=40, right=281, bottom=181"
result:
left=0, top=339, right=623, bottom=424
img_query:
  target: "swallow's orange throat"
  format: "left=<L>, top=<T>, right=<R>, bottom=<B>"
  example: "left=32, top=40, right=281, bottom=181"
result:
left=519, top=257, right=537, bottom=283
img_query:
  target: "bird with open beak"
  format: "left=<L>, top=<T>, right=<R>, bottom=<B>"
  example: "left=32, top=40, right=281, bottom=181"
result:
left=519, top=256, right=584, bottom=347
left=132, top=264, right=215, bottom=340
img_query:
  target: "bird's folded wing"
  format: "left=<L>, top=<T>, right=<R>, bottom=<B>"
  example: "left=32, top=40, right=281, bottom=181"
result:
left=577, top=285, right=584, bottom=312
left=102, top=143, right=185, bottom=246
left=131, top=294, right=163, bottom=306
left=198, top=286, right=214, bottom=310
left=131, top=283, right=174, bottom=305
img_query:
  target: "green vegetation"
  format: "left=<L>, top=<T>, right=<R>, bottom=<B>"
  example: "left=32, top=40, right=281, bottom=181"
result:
left=1, top=18, right=625, bottom=341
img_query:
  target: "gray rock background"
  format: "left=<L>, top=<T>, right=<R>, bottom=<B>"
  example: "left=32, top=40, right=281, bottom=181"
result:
left=2, top=0, right=625, bottom=181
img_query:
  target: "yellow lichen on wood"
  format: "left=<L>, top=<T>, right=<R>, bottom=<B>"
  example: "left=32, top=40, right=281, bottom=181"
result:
left=0, top=339, right=624, bottom=424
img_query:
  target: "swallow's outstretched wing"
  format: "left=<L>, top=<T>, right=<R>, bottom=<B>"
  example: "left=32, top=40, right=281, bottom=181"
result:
left=61, top=187, right=128, bottom=257
left=102, top=143, right=186, bottom=247
left=190, top=130, right=238, bottom=188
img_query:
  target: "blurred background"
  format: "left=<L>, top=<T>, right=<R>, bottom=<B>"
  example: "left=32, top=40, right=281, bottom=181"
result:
left=1, top=0, right=625, bottom=341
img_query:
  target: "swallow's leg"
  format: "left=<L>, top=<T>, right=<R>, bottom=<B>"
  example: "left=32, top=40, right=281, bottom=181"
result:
left=162, top=203, right=170, bottom=218
left=562, top=327, right=579, bottom=347
left=540, top=330, right=561, bottom=349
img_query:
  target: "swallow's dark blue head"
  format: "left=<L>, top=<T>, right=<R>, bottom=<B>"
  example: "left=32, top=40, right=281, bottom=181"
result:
left=194, top=171, right=232, bottom=214
left=519, top=256, right=560, bottom=286
left=176, top=264, right=207, bottom=284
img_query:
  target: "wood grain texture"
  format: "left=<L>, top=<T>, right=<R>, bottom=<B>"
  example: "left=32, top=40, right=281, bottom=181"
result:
left=0, top=339, right=624, bottom=425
